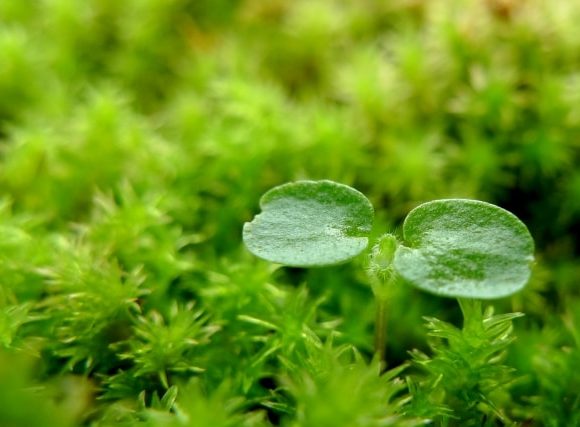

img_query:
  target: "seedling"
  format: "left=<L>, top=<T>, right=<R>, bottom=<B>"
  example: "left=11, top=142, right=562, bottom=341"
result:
left=243, top=180, right=534, bottom=360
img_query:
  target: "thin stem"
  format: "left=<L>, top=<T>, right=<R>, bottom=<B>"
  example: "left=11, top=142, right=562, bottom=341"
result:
left=366, top=233, right=399, bottom=366
left=374, top=295, right=388, bottom=364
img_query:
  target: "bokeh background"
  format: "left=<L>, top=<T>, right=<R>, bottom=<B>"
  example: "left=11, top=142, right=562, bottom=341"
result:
left=0, top=1, right=579, bottom=425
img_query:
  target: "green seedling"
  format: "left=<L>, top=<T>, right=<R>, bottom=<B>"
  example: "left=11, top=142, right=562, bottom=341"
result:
left=243, top=180, right=534, bottom=360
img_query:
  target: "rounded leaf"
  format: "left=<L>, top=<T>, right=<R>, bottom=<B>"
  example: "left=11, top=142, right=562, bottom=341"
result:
left=243, top=180, right=373, bottom=267
left=393, top=199, right=534, bottom=299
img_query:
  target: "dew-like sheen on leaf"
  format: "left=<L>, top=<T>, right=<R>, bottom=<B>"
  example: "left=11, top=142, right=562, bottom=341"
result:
left=393, top=199, right=534, bottom=299
left=242, top=180, right=373, bottom=267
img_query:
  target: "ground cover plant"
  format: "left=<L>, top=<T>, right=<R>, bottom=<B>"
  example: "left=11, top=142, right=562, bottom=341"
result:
left=1, top=0, right=580, bottom=426
left=243, top=180, right=534, bottom=339
left=244, top=180, right=535, bottom=424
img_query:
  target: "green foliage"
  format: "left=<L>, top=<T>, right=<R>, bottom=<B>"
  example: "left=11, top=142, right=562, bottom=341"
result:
left=0, top=350, right=91, bottom=427
left=41, top=239, right=145, bottom=372
left=243, top=181, right=536, bottom=424
left=112, top=303, right=218, bottom=390
left=282, top=344, right=421, bottom=427
left=243, top=180, right=374, bottom=266
left=407, top=300, right=524, bottom=425
left=143, top=380, right=267, bottom=427
left=246, top=181, right=534, bottom=299
left=0, top=0, right=578, bottom=425
left=394, top=199, right=535, bottom=299
left=95, top=380, right=268, bottom=427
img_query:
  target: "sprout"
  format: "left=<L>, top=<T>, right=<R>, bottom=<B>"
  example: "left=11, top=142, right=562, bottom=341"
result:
left=243, top=180, right=535, bottom=359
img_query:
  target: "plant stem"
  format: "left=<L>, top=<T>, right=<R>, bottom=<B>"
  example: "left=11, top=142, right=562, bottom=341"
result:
left=374, top=295, right=388, bottom=364
left=367, top=233, right=399, bottom=366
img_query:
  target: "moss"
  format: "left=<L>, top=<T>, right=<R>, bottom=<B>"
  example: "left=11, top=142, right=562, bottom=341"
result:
left=0, top=0, right=578, bottom=425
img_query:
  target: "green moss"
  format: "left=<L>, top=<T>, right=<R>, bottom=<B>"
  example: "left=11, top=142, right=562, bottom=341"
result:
left=0, top=0, right=578, bottom=425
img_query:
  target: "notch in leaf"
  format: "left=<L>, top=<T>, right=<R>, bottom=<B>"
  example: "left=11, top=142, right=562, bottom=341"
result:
left=243, top=180, right=374, bottom=267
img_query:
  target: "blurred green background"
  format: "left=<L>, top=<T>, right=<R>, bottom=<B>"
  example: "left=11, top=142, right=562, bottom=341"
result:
left=0, top=0, right=579, bottom=425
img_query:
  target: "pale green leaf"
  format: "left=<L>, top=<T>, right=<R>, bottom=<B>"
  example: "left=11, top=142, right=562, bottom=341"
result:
left=243, top=180, right=373, bottom=267
left=393, top=199, right=534, bottom=299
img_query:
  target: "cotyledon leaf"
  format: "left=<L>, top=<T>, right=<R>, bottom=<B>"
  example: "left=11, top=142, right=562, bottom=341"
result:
left=243, top=180, right=374, bottom=267
left=393, top=199, right=534, bottom=299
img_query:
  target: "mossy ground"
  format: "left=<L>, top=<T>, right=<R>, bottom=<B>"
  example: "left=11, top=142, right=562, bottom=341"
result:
left=0, top=1, right=579, bottom=426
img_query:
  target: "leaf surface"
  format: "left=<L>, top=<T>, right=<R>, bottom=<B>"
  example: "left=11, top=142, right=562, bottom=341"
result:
left=393, top=199, right=534, bottom=299
left=243, top=180, right=373, bottom=267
